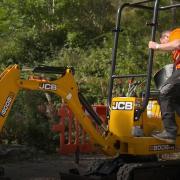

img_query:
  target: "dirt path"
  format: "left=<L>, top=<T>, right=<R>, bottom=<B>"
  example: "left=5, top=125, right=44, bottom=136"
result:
left=2, top=154, right=104, bottom=180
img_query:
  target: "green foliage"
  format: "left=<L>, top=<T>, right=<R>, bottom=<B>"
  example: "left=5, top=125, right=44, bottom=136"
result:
left=0, top=0, right=115, bottom=66
left=2, top=90, right=59, bottom=152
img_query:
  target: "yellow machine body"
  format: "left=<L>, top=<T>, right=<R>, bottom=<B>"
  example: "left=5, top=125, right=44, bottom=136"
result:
left=108, top=97, right=180, bottom=155
left=1, top=64, right=180, bottom=157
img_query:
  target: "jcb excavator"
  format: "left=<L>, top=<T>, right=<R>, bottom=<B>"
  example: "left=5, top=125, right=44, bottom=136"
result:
left=0, top=0, right=180, bottom=179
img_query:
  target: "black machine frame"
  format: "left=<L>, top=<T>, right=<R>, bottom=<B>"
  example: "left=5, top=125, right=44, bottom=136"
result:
left=107, top=0, right=180, bottom=120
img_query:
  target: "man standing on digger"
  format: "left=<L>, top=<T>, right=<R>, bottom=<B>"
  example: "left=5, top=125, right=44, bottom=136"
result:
left=149, top=28, right=180, bottom=143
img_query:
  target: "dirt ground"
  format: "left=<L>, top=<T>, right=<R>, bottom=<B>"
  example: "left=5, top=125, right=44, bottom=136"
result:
left=1, top=151, right=105, bottom=180
left=1, top=145, right=180, bottom=180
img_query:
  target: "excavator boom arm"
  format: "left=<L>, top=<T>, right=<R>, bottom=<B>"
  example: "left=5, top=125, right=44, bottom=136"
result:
left=0, top=65, right=118, bottom=156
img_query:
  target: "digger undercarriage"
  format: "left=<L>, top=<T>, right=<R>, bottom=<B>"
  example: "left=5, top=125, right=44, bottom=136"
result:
left=59, top=155, right=180, bottom=180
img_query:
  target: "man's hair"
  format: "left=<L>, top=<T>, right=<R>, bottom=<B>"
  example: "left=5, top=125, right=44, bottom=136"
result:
left=161, top=30, right=171, bottom=38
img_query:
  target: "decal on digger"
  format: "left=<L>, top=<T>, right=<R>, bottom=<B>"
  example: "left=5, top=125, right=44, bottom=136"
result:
left=112, top=101, right=133, bottom=110
left=0, top=93, right=15, bottom=117
left=39, top=83, right=57, bottom=91
left=149, top=144, right=175, bottom=151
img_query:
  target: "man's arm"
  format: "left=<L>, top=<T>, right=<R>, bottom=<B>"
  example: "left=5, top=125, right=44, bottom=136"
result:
left=149, top=39, right=180, bottom=51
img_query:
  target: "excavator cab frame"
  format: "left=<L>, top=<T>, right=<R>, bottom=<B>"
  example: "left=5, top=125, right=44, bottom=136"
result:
left=102, top=0, right=180, bottom=157
left=107, top=0, right=180, bottom=120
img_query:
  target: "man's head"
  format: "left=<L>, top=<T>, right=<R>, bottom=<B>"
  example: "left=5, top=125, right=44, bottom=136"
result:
left=160, top=30, right=171, bottom=44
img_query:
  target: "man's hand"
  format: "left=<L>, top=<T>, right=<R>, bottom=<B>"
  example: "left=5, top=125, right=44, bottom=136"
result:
left=148, top=41, right=160, bottom=50
left=149, top=40, right=180, bottom=51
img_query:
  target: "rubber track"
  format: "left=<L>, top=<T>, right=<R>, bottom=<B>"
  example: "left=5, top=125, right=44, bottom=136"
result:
left=117, top=160, right=180, bottom=180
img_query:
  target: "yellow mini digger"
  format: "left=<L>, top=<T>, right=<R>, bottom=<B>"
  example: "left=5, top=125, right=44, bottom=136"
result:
left=0, top=0, right=180, bottom=179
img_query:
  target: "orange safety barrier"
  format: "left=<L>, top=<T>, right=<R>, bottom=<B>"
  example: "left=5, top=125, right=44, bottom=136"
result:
left=52, top=104, right=107, bottom=155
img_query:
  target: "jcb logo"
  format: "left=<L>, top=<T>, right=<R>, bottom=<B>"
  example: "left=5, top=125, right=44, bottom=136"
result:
left=39, top=83, right=57, bottom=91
left=112, top=101, right=133, bottom=110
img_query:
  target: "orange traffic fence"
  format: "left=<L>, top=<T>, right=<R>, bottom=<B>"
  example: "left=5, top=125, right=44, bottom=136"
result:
left=52, top=104, right=107, bottom=155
